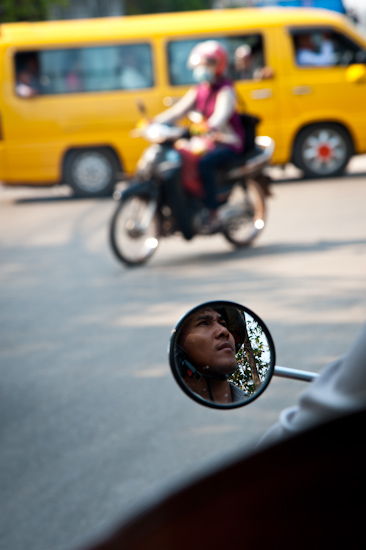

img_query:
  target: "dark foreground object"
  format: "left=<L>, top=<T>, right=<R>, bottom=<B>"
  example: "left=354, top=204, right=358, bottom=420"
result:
left=83, top=409, right=365, bottom=550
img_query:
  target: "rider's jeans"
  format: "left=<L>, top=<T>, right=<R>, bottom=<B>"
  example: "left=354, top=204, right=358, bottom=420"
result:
left=198, top=146, right=240, bottom=210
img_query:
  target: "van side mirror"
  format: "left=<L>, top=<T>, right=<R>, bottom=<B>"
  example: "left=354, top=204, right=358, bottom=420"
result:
left=345, top=64, right=366, bottom=83
left=168, top=301, right=275, bottom=409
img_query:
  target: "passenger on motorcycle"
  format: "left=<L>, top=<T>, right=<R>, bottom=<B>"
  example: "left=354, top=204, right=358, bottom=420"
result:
left=176, top=305, right=248, bottom=404
left=154, top=41, right=245, bottom=233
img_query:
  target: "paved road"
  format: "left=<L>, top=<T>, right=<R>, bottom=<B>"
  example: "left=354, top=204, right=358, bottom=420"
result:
left=1, top=159, right=366, bottom=550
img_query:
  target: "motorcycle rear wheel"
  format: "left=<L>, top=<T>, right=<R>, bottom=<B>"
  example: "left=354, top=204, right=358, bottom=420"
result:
left=222, top=179, right=266, bottom=247
left=110, top=196, right=160, bottom=265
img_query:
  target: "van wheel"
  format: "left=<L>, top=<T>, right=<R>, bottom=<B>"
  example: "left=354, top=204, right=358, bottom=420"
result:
left=293, top=124, right=352, bottom=178
left=64, top=148, right=119, bottom=197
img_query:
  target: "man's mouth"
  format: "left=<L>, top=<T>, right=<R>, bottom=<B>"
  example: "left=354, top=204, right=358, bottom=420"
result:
left=217, top=342, right=234, bottom=352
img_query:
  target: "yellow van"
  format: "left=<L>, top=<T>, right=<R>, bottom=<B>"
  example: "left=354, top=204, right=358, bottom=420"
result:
left=1, top=7, right=366, bottom=196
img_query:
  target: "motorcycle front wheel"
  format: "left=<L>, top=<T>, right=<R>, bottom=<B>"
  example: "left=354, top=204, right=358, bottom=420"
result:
left=110, top=195, right=160, bottom=266
left=222, top=179, right=266, bottom=247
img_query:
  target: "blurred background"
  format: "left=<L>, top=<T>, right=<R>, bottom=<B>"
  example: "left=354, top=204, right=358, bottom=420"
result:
left=1, top=1, right=366, bottom=550
left=0, top=0, right=365, bottom=26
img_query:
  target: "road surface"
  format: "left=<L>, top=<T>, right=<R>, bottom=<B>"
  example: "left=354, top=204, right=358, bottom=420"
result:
left=1, top=159, right=365, bottom=550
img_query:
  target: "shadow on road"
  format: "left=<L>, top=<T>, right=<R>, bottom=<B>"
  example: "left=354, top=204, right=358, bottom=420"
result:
left=14, top=195, right=112, bottom=204
left=148, top=238, right=366, bottom=269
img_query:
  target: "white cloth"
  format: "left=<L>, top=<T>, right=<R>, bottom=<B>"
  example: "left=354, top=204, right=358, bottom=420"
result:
left=16, top=83, right=35, bottom=97
left=258, top=322, right=366, bottom=449
left=297, top=39, right=335, bottom=67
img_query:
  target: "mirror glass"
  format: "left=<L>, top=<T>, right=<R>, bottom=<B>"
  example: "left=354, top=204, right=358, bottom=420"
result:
left=169, top=301, right=276, bottom=409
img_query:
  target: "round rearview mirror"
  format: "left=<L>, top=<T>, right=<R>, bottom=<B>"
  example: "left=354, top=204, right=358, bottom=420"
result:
left=169, top=301, right=276, bottom=409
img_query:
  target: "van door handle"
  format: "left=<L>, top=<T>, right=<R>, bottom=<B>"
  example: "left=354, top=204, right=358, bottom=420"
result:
left=292, top=86, right=312, bottom=95
left=249, top=88, right=273, bottom=100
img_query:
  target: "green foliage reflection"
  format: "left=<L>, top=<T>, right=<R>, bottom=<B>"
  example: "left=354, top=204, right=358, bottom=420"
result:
left=228, top=318, right=271, bottom=395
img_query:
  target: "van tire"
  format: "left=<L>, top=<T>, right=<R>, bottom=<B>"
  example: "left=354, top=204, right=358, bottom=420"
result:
left=292, top=123, right=353, bottom=179
left=64, top=148, right=119, bottom=197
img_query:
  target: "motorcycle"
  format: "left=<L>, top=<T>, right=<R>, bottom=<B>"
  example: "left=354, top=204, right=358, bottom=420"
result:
left=84, top=300, right=366, bottom=550
left=109, top=117, right=275, bottom=266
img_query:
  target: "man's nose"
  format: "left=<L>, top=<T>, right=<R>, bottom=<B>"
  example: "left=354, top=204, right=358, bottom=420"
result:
left=214, top=322, right=230, bottom=338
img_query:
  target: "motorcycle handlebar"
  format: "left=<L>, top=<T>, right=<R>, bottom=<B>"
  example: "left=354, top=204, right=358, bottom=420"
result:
left=274, top=365, right=319, bottom=382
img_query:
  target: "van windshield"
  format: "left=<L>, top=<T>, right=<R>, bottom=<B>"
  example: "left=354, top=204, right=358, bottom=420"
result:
left=167, top=34, right=265, bottom=86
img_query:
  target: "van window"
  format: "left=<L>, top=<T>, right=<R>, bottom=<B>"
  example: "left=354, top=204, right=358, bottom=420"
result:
left=292, top=29, right=366, bottom=68
left=14, top=43, right=154, bottom=97
left=167, top=34, right=265, bottom=85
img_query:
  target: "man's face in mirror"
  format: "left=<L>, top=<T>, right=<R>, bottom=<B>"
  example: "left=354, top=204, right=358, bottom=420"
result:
left=180, top=307, right=237, bottom=376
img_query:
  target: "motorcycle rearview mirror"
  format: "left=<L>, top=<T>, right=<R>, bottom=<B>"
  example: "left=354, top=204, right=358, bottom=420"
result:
left=168, top=301, right=275, bottom=409
left=168, top=300, right=319, bottom=410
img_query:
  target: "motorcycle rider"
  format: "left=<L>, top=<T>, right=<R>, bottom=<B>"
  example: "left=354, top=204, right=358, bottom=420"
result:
left=176, top=305, right=249, bottom=404
left=154, top=40, right=245, bottom=233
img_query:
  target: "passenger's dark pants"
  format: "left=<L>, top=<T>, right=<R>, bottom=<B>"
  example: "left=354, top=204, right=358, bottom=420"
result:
left=198, top=146, right=240, bottom=210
